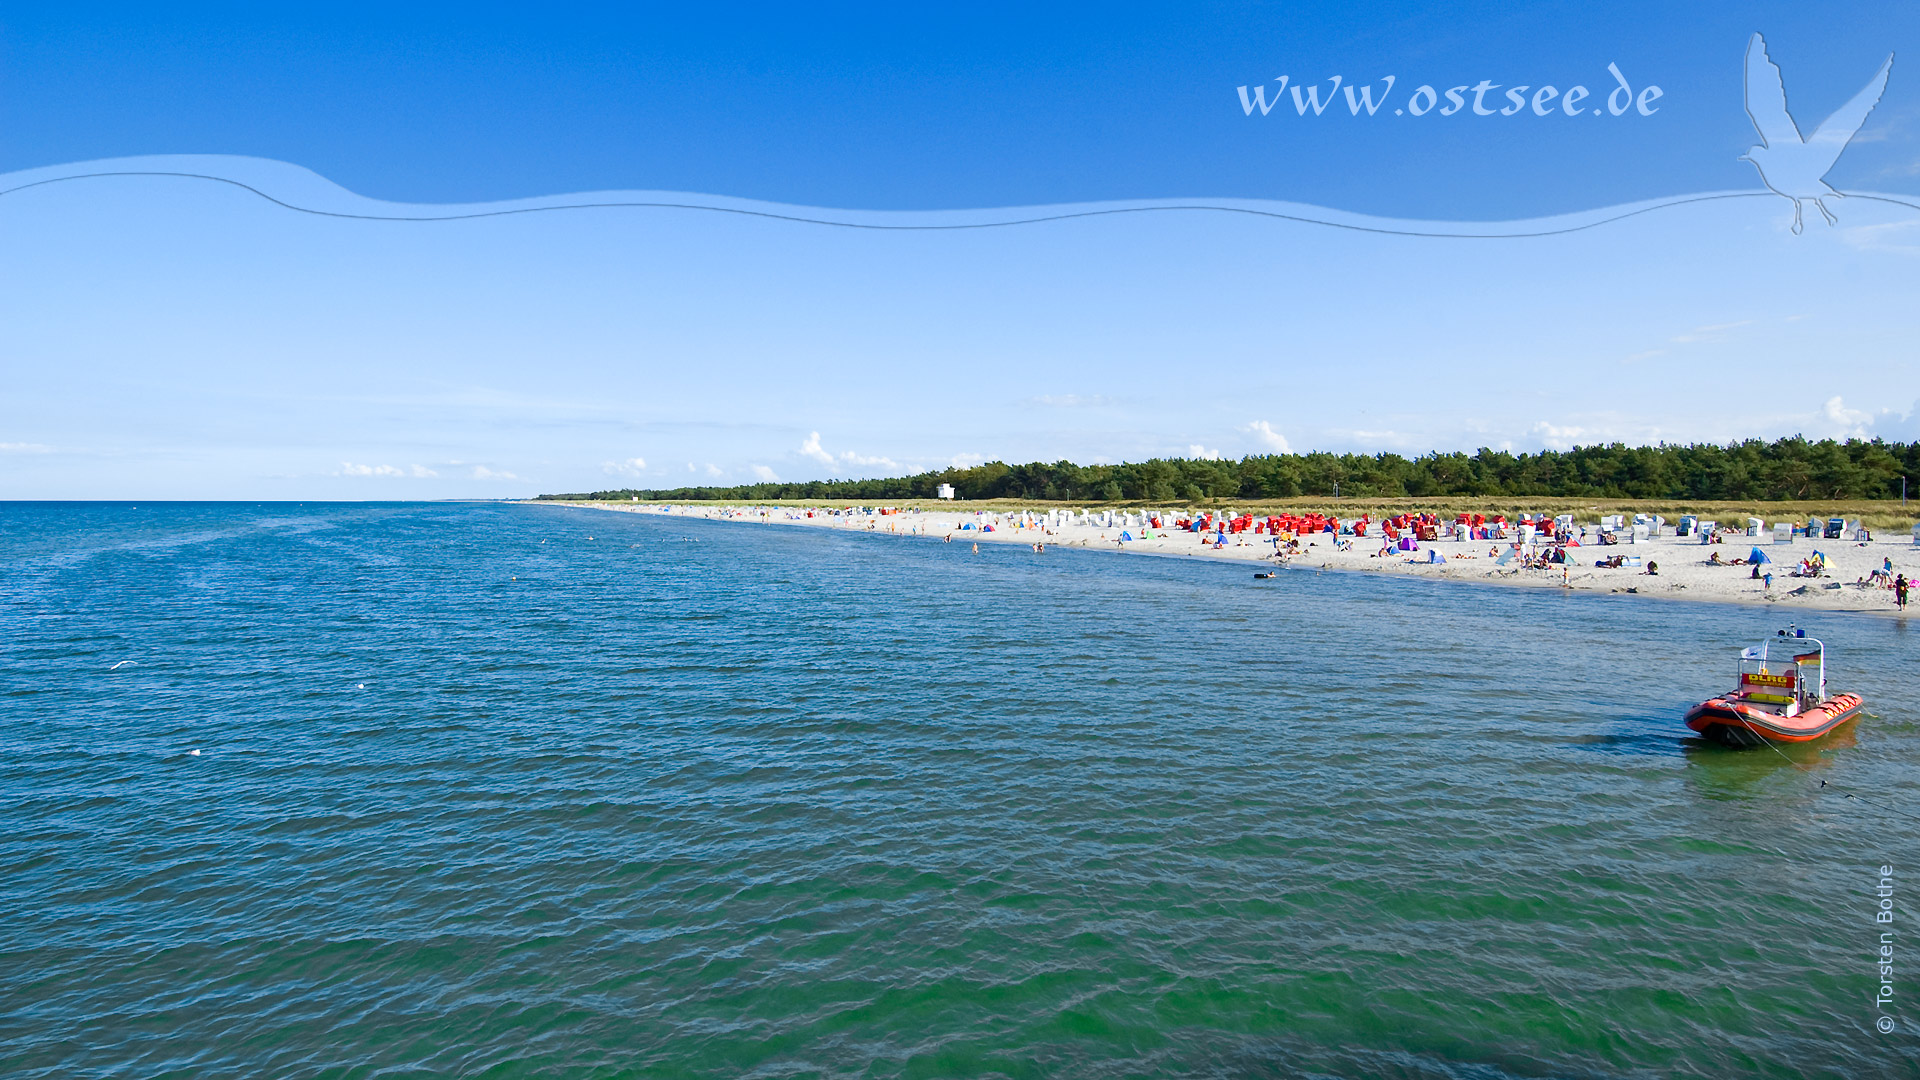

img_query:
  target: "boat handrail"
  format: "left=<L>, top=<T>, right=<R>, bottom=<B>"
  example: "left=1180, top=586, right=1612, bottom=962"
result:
left=1739, top=631, right=1827, bottom=703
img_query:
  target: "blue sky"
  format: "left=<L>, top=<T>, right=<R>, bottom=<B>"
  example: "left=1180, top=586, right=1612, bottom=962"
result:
left=5, top=2, right=1918, bottom=215
left=2, top=4, right=1918, bottom=497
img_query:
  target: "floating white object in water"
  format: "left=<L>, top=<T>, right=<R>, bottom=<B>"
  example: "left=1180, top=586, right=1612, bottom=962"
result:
left=189, top=749, right=201, bottom=756
left=108, top=660, right=137, bottom=670
left=357, top=683, right=366, bottom=689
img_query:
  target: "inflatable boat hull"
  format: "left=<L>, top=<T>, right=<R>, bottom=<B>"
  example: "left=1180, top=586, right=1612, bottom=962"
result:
left=1685, top=693, right=1864, bottom=747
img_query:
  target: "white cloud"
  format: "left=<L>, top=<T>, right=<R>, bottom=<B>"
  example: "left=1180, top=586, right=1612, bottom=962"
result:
left=1348, top=430, right=1414, bottom=446
left=750, top=464, right=781, bottom=482
left=471, top=465, right=520, bottom=480
left=1030, top=394, right=1116, bottom=408
left=1518, top=416, right=1678, bottom=451
left=339, top=462, right=437, bottom=478
left=1529, top=421, right=1588, bottom=451
left=1187, top=444, right=1222, bottom=460
left=1669, top=320, right=1753, bottom=344
left=800, top=431, right=835, bottom=466
left=1841, top=217, right=1920, bottom=255
left=602, top=457, right=647, bottom=477
left=1819, top=395, right=1874, bottom=436
left=1877, top=399, right=1920, bottom=441
left=1622, top=317, right=1774, bottom=364
left=799, top=431, right=902, bottom=472
left=705, top=463, right=724, bottom=477
left=1242, top=420, right=1291, bottom=453
left=0, top=442, right=51, bottom=454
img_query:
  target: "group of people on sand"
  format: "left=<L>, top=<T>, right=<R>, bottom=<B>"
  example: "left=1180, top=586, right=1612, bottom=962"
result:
left=1792, top=553, right=1829, bottom=578
left=1858, top=558, right=1911, bottom=608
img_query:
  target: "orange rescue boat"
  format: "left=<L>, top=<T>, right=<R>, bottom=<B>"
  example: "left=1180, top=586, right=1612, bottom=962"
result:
left=1685, top=630, right=1864, bottom=747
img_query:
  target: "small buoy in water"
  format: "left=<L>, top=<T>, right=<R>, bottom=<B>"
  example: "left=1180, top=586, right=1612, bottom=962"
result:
left=189, top=749, right=201, bottom=756
left=356, top=683, right=366, bottom=689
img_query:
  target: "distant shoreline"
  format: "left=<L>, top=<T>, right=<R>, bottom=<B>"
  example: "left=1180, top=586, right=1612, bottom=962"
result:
left=534, top=501, right=1918, bottom=618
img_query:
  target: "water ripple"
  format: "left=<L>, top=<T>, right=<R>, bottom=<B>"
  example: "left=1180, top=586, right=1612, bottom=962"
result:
left=0, top=502, right=1914, bottom=1078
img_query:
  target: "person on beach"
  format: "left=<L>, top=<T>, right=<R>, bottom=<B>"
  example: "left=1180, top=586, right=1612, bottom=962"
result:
left=1898, top=573, right=1910, bottom=610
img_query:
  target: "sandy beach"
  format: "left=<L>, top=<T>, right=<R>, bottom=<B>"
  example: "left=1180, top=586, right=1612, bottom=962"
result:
left=542, top=501, right=1919, bottom=616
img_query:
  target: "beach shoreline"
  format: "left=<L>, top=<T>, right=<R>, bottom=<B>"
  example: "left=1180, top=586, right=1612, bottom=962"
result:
left=536, top=501, right=1918, bottom=617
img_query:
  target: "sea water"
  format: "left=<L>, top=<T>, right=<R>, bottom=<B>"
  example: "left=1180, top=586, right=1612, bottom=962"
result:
left=2, top=501, right=1915, bottom=1078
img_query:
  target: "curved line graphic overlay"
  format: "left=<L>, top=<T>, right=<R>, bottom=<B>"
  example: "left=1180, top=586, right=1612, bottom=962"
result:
left=0, top=169, right=1853, bottom=240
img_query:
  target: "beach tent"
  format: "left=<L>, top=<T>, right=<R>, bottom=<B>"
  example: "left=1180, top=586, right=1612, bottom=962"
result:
left=1494, top=547, right=1517, bottom=566
left=1748, top=547, right=1770, bottom=565
left=1119, top=531, right=1133, bottom=542
left=1424, top=548, right=1446, bottom=564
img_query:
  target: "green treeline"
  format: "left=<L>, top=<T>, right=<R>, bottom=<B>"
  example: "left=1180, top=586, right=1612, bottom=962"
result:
left=540, top=438, right=1920, bottom=504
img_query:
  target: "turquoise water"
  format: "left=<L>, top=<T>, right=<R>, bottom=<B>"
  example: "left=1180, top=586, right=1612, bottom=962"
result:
left=2, top=501, right=1916, bottom=1078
